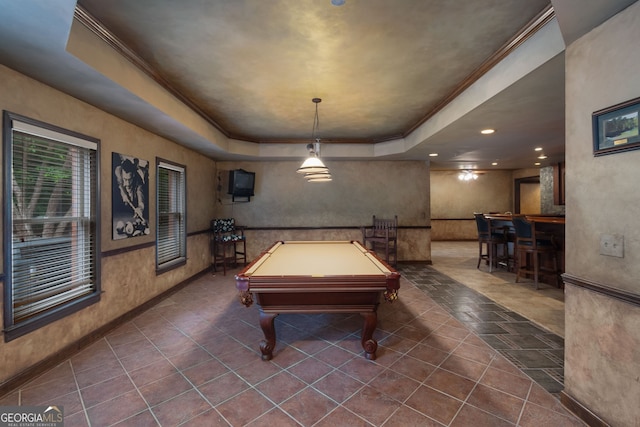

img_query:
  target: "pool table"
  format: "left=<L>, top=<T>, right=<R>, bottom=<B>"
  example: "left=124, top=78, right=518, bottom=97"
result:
left=235, top=240, right=400, bottom=361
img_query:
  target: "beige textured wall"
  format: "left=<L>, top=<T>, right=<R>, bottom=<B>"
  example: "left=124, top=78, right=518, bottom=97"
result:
left=430, top=220, right=477, bottom=241
left=430, top=170, right=513, bottom=240
left=431, top=170, right=513, bottom=218
left=243, top=228, right=429, bottom=263
left=564, top=3, right=640, bottom=426
left=214, top=160, right=431, bottom=261
left=519, top=183, right=540, bottom=214
left=0, top=65, right=216, bottom=384
left=512, top=168, right=540, bottom=180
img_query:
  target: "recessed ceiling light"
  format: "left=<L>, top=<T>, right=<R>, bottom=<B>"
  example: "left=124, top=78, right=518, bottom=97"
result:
left=538, top=154, right=547, bottom=159
left=534, top=147, right=543, bottom=151
left=480, top=129, right=495, bottom=135
left=534, top=162, right=541, bottom=166
left=429, top=153, right=438, bottom=157
left=491, top=162, right=498, bottom=166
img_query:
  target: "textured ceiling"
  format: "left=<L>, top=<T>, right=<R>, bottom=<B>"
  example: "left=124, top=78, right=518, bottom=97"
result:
left=0, top=0, right=637, bottom=169
left=77, top=0, right=550, bottom=144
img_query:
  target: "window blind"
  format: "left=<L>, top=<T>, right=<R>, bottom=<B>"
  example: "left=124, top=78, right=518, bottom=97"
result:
left=10, top=129, right=97, bottom=324
left=157, top=161, right=186, bottom=268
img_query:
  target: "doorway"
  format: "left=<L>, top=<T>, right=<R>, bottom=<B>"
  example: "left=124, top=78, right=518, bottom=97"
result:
left=514, top=176, right=540, bottom=214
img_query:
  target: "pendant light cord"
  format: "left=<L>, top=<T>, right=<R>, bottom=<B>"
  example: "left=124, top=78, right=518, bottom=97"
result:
left=311, top=98, right=322, bottom=148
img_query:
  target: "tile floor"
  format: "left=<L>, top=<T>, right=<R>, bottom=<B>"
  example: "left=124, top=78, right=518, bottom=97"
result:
left=0, top=241, right=585, bottom=426
left=428, top=241, right=566, bottom=338
left=425, top=241, right=566, bottom=394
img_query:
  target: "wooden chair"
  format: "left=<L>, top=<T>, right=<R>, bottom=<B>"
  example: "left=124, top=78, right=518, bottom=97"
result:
left=512, top=215, right=560, bottom=289
left=362, top=215, right=397, bottom=266
left=210, top=218, right=247, bottom=275
left=473, top=213, right=508, bottom=272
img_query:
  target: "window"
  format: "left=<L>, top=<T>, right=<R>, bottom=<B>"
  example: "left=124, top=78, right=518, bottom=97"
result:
left=3, top=112, right=100, bottom=341
left=156, top=159, right=186, bottom=272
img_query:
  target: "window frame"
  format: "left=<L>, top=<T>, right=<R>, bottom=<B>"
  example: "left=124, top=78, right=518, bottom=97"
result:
left=3, top=111, right=101, bottom=342
left=155, top=158, right=187, bottom=273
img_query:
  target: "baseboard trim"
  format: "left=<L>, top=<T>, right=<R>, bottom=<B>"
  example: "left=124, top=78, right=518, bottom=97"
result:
left=560, top=391, right=610, bottom=427
left=0, top=267, right=212, bottom=398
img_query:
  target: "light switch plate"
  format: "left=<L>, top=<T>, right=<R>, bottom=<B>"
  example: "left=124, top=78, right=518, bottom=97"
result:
left=600, top=234, right=624, bottom=258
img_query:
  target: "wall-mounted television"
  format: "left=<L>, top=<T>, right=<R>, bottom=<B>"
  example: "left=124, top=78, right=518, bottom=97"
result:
left=228, top=169, right=255, bottom=202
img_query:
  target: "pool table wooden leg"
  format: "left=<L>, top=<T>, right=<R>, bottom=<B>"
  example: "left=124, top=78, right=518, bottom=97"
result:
left=360, top=311, right=378, bottom=360
left=259, top=311, right=278, bottom=361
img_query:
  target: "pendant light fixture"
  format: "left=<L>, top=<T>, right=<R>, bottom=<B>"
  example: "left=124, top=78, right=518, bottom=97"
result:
left=458, top=170, right=479, bottom=181
left=297, top=98, right=331, bottom=181
left=297, top=142, right=329, bottom=175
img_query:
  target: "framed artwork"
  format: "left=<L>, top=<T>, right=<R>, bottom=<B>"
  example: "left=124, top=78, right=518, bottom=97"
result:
left=112, top=152, right=150, bottom=239
left=593, top=96, right=640, bottom=156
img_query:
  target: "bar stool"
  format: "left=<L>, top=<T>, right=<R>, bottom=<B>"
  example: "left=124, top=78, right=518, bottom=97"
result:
left=473, top=213, right=507, bottom=272
left=495, top=217, right=516, bottom=272
left=512, top=215, right=560, bottom=289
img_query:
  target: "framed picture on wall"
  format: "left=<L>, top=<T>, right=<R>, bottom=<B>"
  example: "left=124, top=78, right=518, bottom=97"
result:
left=593, top=96, right=640, bottom=156
left=112, top=152, right=150, bottom=239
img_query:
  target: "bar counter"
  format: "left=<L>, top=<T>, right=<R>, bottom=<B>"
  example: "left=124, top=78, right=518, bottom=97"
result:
left=482, top=213, right=565, bottom=282
left=484, top=213, right=565, bottom=224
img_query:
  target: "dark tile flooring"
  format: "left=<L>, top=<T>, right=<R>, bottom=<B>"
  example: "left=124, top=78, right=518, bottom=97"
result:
left=398, top=265, right=564, bottom=394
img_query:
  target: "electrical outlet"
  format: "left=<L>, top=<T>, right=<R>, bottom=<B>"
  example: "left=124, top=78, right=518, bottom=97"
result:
left=600, top=234, right=624, bottom=258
